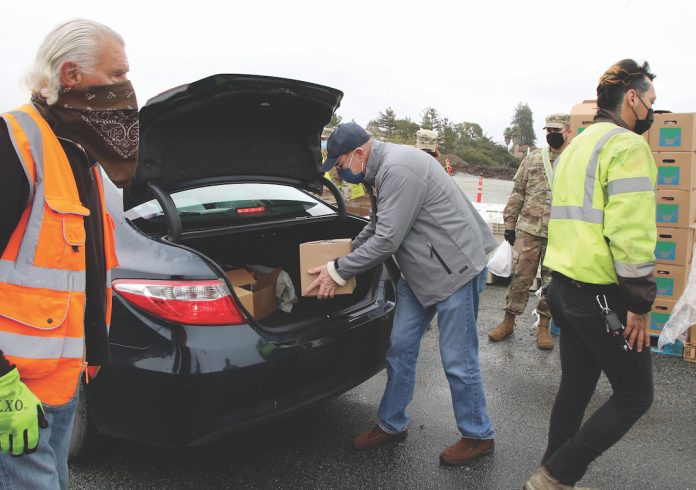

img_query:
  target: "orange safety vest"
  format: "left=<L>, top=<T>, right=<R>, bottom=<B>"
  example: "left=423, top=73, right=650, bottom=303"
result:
left=0, top=104, right=118, bottom=405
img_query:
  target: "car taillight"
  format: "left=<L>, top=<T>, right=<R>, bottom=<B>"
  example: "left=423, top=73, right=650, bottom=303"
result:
left=112, top=279, right=246, bottom=325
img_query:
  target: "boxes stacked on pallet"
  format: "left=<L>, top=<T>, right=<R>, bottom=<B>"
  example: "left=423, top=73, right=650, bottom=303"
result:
left=649, top=113, right=696, bottom=349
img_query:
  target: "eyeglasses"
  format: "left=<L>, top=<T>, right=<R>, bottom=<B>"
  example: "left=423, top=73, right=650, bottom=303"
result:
left=334, top=150, right=356, bottom=171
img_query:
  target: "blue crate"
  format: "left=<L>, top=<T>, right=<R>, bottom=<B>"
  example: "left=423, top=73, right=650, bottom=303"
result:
left=550, top=319, right=560, bottom=336
left=650, top=334, right=684, bottom=357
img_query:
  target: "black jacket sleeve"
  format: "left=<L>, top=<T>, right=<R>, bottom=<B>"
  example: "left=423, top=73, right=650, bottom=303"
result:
left=0, top=119, right=30, bottom=376
left=618, top=275, right=656, bottom=315
left=0, top=119, right=29, bottom=254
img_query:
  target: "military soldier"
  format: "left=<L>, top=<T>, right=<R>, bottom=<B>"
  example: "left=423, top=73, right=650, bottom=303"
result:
left=416, top=128, right=440, bottom=159
left=488, top=113, right=571, bottom=350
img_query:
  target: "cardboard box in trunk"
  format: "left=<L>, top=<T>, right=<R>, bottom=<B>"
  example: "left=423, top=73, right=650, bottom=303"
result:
left=653, top=152, right=696, bottom=190
left=655, top=226, right=695, bottom=266
left=300, top=239, right=356, bottom=296
left=649, top=113, right=696, bottom=152
left=650, top=299, right=676, bottom=336
left=654, top=264, right=688, bottom=302
left=656, top=189, right=696, bottom=228
left=225, top=268, right=280, bottom=321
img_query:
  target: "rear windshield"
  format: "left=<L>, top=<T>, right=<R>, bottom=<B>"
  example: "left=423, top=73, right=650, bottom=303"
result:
left=126, top=183, right=335, bottom=233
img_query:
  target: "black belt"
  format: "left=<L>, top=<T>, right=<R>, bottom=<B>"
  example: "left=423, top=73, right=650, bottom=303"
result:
left=552, top=272, right=619, bottom=294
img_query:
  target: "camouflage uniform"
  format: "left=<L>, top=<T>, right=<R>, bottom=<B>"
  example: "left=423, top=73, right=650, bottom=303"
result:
left=503, top=146, right=560, bottom=318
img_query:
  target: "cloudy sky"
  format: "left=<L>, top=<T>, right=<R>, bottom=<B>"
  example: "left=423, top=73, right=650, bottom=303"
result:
left=1, top=0, right=694, bottom=145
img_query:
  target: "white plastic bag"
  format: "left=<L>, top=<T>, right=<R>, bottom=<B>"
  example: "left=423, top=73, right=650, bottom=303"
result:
left=658, top=247, right=696, bottom=348
left=249, top=265, right=297, bottom=313
left=487, top=241, right=513, bottom=277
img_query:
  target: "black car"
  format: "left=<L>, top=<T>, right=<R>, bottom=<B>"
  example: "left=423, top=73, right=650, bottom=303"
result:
left=69, top=75, right=396, bottom=458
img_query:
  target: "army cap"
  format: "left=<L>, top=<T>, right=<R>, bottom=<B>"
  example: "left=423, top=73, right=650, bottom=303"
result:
left=543, top=113, right=570, bottom=129
left=416, top=129, right=438, bottom=151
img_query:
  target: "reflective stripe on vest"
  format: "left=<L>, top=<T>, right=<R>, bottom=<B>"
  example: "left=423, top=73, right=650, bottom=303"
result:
left=549, top=127, right=629, bottom=224
left=541, top=147, right=553, bottom=187
left=0, top=331, right=84, bottom=360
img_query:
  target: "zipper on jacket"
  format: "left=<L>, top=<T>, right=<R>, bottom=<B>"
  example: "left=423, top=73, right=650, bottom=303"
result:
left=428, top=242, right=452, bottom=275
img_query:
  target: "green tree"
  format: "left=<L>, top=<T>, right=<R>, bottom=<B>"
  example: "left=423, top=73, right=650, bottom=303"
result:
left=393, top=117, right=420, bottom=144
left=420, top=107, right=442, bottom=132
left=510, top=103, right=536, bottom=146
left=503, top=127, right=513, bottom=147
left=328, top=113, right=343, bottom=127
left=460, top=122, right=483, bottom=140
left=374, top=107, right=398, bottom=138
left=441, top=118, right=457, bottom=153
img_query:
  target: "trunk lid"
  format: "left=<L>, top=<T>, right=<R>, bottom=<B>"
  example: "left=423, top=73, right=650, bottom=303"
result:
left=124, top=74, right=343, bottom=210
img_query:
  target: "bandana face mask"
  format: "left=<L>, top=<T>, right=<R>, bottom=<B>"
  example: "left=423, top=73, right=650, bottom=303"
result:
left=35, top=80, right=139, bottom=187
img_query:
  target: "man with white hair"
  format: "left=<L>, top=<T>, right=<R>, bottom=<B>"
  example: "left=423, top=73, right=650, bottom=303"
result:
left=0, top=19, right=136, bottom=489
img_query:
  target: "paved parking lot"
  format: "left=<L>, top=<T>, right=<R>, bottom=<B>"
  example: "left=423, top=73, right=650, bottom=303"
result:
left=69, top=283, right=696, bottom=489
left=453, top=173, right=514, bottom=206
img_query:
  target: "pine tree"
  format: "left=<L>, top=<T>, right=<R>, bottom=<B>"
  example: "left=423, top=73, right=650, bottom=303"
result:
left=510, top=103, right=536, bottom=146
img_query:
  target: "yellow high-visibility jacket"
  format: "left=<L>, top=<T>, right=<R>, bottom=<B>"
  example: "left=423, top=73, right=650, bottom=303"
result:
left=544, top=122, right=657, bottom=285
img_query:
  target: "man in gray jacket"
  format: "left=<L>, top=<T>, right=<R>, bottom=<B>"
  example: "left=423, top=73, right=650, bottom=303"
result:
left=306, top=123, right=497, bottom=465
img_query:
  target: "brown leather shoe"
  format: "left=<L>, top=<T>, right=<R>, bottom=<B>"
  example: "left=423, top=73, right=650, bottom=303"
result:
left=439, top=437, right=494, bottom=465
left=352, top=426, right=407, bottom=451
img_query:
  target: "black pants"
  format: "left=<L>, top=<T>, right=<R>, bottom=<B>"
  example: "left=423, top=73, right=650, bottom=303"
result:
left=542, top=277, right=653, bottom=485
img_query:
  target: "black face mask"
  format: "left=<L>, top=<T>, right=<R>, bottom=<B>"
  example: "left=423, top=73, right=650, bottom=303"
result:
left=632, top=95, right=654, bottom=135
left=546, top=131, right=565, bottom=150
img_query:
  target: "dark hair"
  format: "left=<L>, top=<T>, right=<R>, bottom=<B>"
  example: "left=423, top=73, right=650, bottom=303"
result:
left=596, top=59, right=656, bottom=111
left=421, top=148, right=440, bottom=158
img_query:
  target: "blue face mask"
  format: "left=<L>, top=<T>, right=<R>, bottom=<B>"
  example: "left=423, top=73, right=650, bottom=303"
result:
left=321, top=140, right=327, bottom=151
left=338, top=151, right=366, bottom=184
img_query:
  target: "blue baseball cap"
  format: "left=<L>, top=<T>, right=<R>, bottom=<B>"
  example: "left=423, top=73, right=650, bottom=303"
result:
left=319, top=122, right=370, bottom=172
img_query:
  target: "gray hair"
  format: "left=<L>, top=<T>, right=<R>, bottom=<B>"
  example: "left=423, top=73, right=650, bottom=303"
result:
left=25, top=18, right=124, bottom=105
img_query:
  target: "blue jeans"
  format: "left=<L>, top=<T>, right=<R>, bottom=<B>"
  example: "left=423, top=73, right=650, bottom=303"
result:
left=378, top=274, right=495, bottom=440
left=0, top=394, right=78, bottom=490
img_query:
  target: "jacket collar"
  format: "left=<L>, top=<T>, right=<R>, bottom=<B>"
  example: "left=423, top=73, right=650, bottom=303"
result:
left=363, top=139, right=385, bottom=186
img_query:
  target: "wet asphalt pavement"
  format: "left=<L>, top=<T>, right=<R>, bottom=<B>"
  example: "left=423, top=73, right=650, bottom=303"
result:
left=69, top=283, right=696, bottom=489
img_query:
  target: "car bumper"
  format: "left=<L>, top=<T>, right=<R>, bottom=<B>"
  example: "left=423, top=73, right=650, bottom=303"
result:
left=86, top=313, right=392, bottom=448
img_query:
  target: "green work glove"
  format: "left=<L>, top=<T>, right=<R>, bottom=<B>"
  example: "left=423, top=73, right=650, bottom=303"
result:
left=0, top=367, right=48, bottom=456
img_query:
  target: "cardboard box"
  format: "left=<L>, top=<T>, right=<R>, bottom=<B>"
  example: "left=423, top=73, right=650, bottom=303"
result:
left=654, top=264, right=688, bottom=301
left=568, top=99, right=647, bottom=141
left=300, top=239, right=356, bottom=296
left=652, top=152, right=696, bottom=190
left=655, top=227, right=694, bottom=265
left=656, top=189, right=696, bottom=228
left=690, top=324, right=696, bottom=344
left=225, top=268, right=280, bottom=321
left=569, top=100, right=597, bottom=137
left=650, top=298, right=676, bottom=335
left=649, top=113, right=696, bottom=152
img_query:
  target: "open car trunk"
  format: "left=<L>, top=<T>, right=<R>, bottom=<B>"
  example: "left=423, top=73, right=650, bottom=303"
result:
left=176, top=216, right=388, bottom=331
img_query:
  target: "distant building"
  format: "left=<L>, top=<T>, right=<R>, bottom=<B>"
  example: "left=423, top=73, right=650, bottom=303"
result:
left=512, top=143, right=535, bottom=157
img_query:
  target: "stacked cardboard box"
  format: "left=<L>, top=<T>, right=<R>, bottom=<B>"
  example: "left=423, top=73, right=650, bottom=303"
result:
left=649, top=113, right=696, bottom=337
left=569, top=100, right=597, bottom=138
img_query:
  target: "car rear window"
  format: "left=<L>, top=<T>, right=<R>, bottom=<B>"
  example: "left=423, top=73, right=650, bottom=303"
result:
left=126, top=183, right=335, bottom=233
